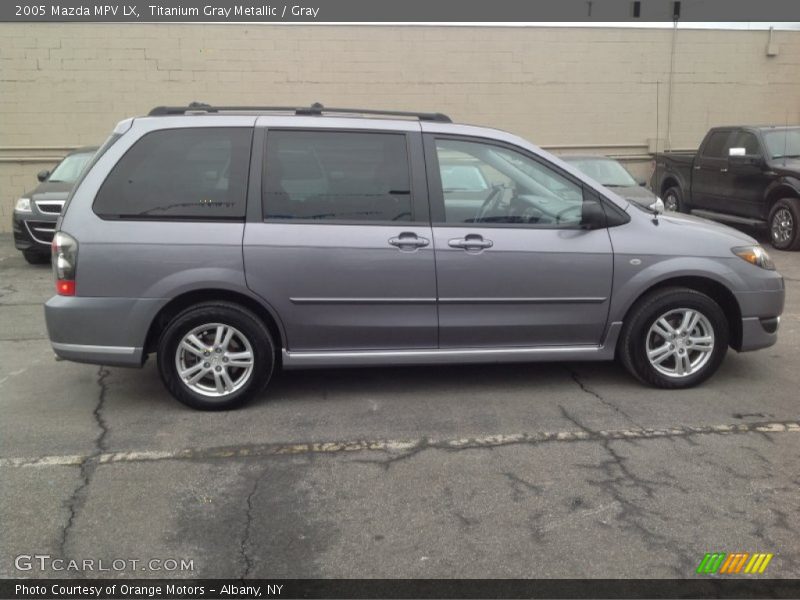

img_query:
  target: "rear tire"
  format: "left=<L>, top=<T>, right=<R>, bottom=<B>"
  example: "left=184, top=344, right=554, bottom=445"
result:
left=23, top=250, right=49, bottom=265
left=768, top=198, right=800, bottom=251
left=663, top=186, right=683, bottom=212
left=618, top=287, right=728, bottom=389
left=157, top=302, right=274, bottom=410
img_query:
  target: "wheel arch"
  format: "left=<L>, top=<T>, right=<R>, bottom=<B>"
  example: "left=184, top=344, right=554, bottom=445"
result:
left=144, top=288, right=286, bottom=360
left=764, top=179, right=800, bottom=218
left=660, top=176, right=682, bottom=197
left=618, top=276, right=743, bottom=351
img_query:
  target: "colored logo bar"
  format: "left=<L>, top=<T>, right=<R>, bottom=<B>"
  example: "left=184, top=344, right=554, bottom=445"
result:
left=696, top=552, right=774, bottom=574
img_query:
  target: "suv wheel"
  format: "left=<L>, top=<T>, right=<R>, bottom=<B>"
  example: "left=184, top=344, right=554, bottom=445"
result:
left=23, top=250, right=50, bottom=265
left=157, top=302, right=274, bottom=410
left=768, top=198, right=800, bottom=251
left=619, top=287, right=729, bottom=389
left=663, top=186, right=682, bottom=212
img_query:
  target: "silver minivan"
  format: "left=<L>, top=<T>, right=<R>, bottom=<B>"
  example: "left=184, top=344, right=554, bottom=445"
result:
left=46, top=104, right=785, bottom=410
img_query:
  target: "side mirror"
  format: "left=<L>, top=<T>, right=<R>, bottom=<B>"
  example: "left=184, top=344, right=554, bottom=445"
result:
left=37, top=170, right=50, bottom=182
left=581, top=200, right=606, bottom=230
left=636, top=178, right=647, bottom=187
left=649, top=198, right=665, bottom=214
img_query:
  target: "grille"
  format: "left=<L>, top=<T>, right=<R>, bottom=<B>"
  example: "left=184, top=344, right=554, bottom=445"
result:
left=35, top=200, right=65, bottom=214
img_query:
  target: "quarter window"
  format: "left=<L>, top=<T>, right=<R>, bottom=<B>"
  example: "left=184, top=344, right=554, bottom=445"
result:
left=93, top=127, right=252, bottom=219
left=263, top=131, right=413, bottom=222
left=701, top=131, right=731, bottom=158
left=435, top=139, right=587, bottom=227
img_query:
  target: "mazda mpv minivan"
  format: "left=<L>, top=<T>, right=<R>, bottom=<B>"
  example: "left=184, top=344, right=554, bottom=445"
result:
left=46, top=103, right=785, bottom=410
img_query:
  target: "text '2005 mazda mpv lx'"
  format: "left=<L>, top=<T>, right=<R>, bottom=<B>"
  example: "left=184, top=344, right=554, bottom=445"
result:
left=45, top=103, right=785, bottom=410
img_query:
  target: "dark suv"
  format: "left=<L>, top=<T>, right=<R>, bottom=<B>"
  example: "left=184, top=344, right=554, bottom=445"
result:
left=12, top=146, right=97, bottom=264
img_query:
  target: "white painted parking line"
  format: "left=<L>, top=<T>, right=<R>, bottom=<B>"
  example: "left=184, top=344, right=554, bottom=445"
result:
left=2, top=420, right=798, bottom=469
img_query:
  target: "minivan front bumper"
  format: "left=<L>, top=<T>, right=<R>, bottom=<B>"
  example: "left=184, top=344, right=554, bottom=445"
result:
left=733, top=287, right=785, bottom=352
left=44, top=295, right=164, bottom=367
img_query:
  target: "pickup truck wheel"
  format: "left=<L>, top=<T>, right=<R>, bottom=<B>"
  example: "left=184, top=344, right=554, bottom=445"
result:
left=768, top=198, right=800, bottom=251
left=663, top=186, right=682, bottom=212
left=157, top=302, right=275, bottom=410
left=619, top=287, right=728, bottom=389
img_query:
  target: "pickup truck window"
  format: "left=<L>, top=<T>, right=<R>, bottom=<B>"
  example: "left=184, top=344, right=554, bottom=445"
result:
left=701, top=131, right=732, bottom=158
left=730, top=131, right=760, bottom=156
left=763, top=129, right=800, bottom=159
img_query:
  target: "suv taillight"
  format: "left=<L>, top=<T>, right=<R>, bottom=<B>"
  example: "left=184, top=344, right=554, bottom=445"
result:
left=52, top=231, right=78, bottom=296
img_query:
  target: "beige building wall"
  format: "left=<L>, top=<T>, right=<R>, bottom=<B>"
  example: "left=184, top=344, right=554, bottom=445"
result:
left=2, top=24, right=799, bottom=231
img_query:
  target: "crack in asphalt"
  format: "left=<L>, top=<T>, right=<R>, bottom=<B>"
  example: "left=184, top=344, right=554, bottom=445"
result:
left=565, top=366, right=642, bottom=427
left=502, top=471, right=544, bottom=500
left=58, top=366, right=111, bottom=557
left=239, top=468, right=266, bottom=579
left=559, top=406, right=696, bottom=576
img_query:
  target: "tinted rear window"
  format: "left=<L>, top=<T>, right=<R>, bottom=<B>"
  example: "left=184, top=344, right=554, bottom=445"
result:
left=93, top=127, right=252, bottom=219
left=263, top=130, right=412, bottom=222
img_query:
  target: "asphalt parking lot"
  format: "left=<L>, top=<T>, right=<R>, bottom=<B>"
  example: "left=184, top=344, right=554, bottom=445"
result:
left=1, top=231, right=798, bottom=580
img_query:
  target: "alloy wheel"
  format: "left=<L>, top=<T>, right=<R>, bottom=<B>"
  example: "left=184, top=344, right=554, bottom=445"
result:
left=771, top=208, right=794, bottom=245
left=175, top=322, right=255, bottom=398
left=645, top=308, right=715, bottom=378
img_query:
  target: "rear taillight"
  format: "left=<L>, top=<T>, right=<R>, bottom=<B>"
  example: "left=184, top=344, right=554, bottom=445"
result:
left=52, top=231, right=78, bottom=296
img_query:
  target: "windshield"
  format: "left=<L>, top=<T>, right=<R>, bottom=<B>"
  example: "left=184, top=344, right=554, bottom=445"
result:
left=565, top=158, right=638, bottom=187
left=48, top=151, right=96, bottom=183
left=763, top=129, right=800, bottom=159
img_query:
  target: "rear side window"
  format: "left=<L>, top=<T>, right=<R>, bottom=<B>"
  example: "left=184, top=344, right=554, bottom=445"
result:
left=701, top=131, right=731, bottom=158
left=263, top=130, right=412, bottom=222
left=94, top=127, right=252, bottom=219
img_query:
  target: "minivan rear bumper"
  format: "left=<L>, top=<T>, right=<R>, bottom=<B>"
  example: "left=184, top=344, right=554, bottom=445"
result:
left=44, top=295, right=164, bottom=367
left=51, top=342, right=143, bottom=366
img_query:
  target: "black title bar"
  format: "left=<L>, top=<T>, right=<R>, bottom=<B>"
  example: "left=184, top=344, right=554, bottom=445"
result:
left=4, top=579, right=800, bottom=599
left=2, top=0, right=800, bottom=23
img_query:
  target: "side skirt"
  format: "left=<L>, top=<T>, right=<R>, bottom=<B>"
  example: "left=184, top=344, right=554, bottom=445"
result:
left=282, top=322, right=622, bottom=369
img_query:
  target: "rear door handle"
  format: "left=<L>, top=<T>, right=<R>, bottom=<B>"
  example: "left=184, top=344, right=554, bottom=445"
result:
left=448, top=234, right=494, bottom=251
left=389, top=232, right=429, bottom=250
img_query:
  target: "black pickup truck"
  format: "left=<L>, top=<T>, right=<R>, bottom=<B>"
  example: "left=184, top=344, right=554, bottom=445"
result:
left=651, top=126, right=800, bottom=250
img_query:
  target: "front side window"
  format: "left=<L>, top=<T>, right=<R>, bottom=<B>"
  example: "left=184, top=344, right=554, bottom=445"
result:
left=730, top=131, right=760, bottom=156
left=435, top=139, right=586, bottom=227
left=94, top=127, right=252, bottom=219
left=263, top=131, right=412, bottom=222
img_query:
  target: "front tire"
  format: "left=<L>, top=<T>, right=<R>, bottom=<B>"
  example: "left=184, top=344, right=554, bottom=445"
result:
left=157, top=302, right=275, bottom=410
left=663, top=186, right=683, bottom=212
left=618, top=287, right=728, bottom=389
left=768, top=198, right=800, bottom=251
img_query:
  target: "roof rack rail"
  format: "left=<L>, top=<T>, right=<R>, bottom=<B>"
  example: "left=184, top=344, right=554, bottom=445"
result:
left=147, top=102, right=452, bottom=123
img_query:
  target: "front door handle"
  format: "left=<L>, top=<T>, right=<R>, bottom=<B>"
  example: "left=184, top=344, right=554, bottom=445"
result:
left=389, top=232, right=429, bottom=250
left=448, top=234, right=494, bottom=251
left=720, top=167, right=728, bottom=173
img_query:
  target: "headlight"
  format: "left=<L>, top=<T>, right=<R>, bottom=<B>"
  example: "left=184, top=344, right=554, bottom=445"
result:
left=732, top=245, right=775, bottom=270
left=14, top=198, right=31, bottom=212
